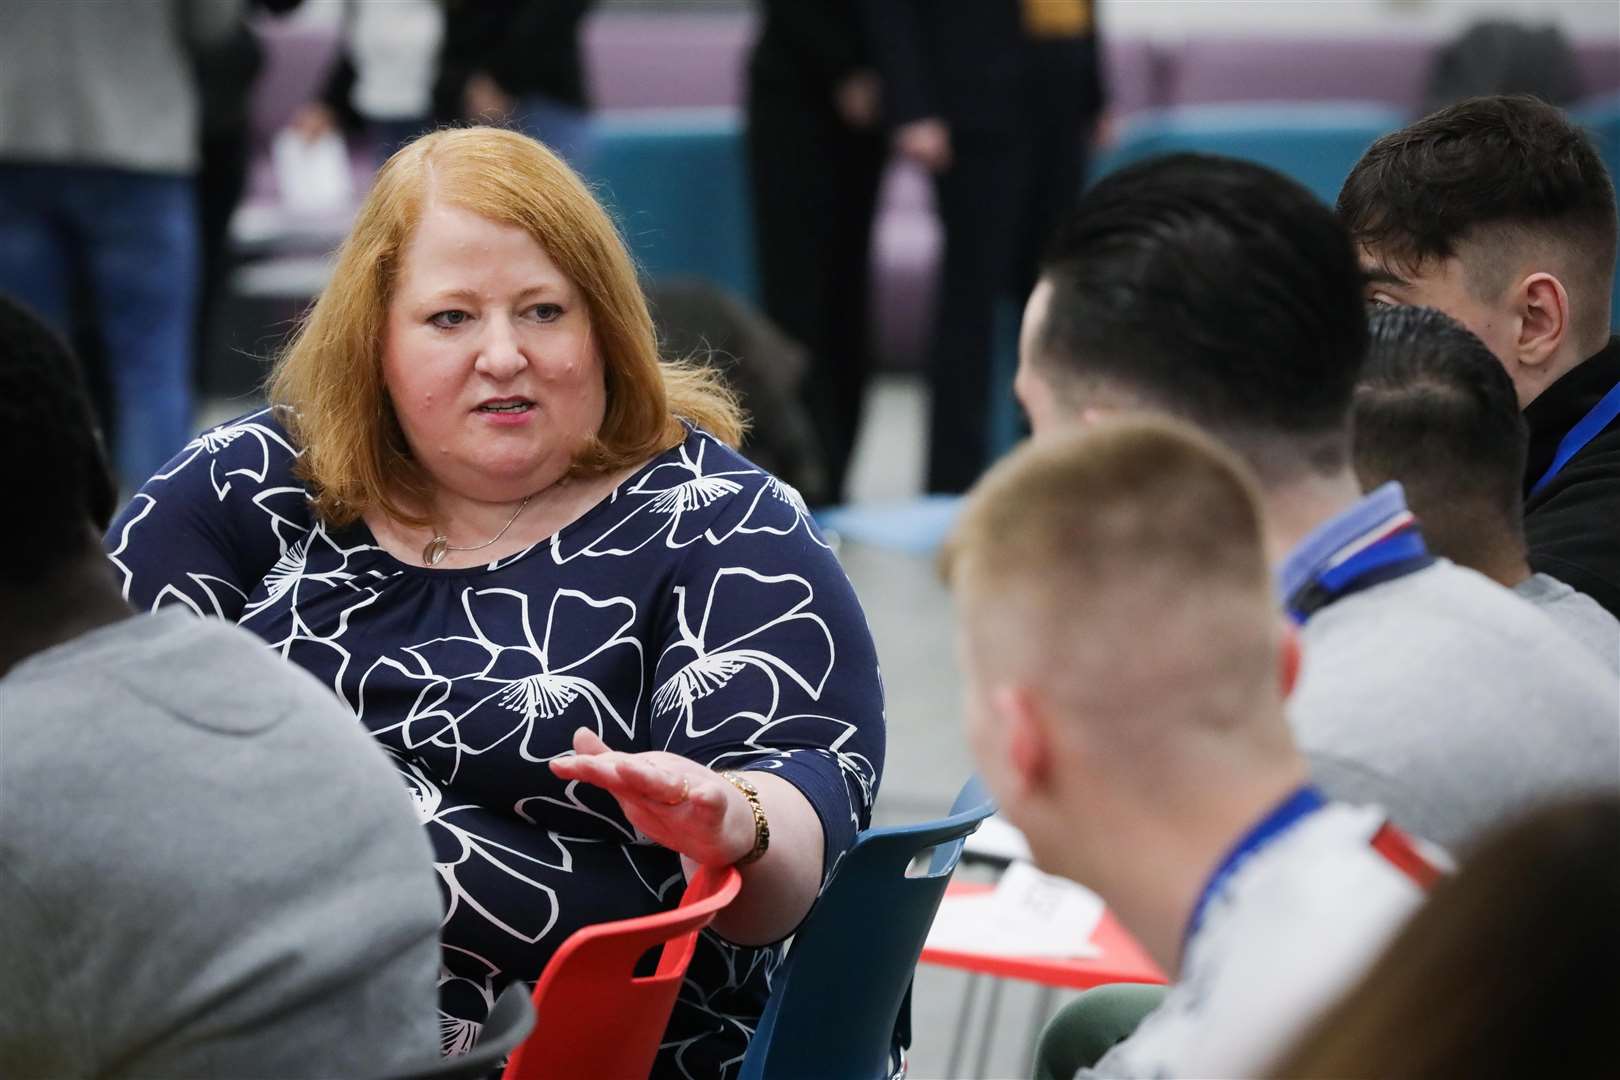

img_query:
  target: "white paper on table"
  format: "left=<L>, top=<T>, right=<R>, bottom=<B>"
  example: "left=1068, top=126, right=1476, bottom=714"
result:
left=963, top=813, right=1033, bottom=863
left=925, top=860, right=1106, bottom=958
left=271, top=129, right=355, bottom=216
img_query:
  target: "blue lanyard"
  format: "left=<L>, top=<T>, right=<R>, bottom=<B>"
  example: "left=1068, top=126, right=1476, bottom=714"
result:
left=1530, top=378, right=1620, bottom=498
left=1285, top=515, right=1431, bottom=625
left=1182, top=786, right=1326, bottom=957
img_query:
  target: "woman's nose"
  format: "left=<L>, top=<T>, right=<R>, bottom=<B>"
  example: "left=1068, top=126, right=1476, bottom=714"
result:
left=474, top=316, right=528, bottom=379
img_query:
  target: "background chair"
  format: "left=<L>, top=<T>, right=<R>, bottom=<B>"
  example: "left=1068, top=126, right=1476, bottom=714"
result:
left=501, top=862, right=743, bottom=1080
left=738, top=775, right=996, bottom=1080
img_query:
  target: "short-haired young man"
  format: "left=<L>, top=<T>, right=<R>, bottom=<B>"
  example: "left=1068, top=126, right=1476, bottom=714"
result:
left=1018, top=152, right=1618, bottom=853
left=0, top=295, right=445, bottom=1075
left=1338, top=95, right=1620, bottom=617
left=944, top=418, right=1444, bottom=1079
left=1354, top=305, right=1619, bottom=672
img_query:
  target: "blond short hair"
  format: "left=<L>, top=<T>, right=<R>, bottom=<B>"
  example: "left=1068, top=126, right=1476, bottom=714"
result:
left=943, top=418, right=1278, bottom=730
left=267, top=126, right=744, bottom=528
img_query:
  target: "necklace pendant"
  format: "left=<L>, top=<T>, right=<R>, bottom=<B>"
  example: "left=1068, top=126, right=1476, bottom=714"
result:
left=422, top=536, right=450, bottom=566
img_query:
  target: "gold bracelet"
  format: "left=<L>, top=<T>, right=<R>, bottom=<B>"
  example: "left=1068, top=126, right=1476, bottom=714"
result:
left=719, top=771, right=771, bottom=866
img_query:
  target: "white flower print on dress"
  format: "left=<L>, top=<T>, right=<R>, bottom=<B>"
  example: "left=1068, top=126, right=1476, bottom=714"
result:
left=653, top=567, right=835, bottom=742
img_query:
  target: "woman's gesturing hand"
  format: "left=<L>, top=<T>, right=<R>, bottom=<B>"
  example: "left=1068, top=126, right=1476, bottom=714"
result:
left=549, top=727, right=756, bottom=867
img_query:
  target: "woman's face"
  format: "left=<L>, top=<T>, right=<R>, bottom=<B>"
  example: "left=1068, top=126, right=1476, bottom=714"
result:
left=381, top=201, right=606, bottom=505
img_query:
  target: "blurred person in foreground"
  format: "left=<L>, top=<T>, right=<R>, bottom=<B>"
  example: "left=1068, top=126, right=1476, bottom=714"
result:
left=0, top=0, right=240, bottom=489
left=942, top=417, right=1446, bottom=1079
left=1270, top=795, right=1620, bottom=1079
left=1354, top=305, right=1619, bottom=672
left=1339, top=95, right=1620, bottom=617
left=103, top=127, right=885, bottom=1073
left=0, top=294, right=443, bottom=1077
left=1017, top=152, right=1618, bottom=856
left=860, top=0, right=1105, bottom=493
left=746, top=0, right=887, bottom=502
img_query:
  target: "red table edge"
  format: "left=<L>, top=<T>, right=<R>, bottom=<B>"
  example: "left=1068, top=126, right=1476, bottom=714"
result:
left=918, top=880, right=1168, bottom=991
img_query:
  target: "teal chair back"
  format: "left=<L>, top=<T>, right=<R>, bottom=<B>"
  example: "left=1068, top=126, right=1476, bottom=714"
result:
left=586, top=108, right=758, bottom=303
left=738, top=776, right=995, bottom=1080
left=1090, top=101, right=1406, bottom=206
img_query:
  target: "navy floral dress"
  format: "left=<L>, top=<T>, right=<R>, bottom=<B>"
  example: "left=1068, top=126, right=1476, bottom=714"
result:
left=106, top=409, right=886, bottom=1078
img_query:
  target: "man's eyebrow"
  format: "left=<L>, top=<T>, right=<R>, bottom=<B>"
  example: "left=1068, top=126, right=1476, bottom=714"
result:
left=1363, top=265, right=1408, bottom=287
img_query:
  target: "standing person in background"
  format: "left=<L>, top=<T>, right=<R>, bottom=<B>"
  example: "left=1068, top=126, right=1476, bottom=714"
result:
left=746, top=1, right=887, bottom=504
left=0, top=0, right=242, bottom=491
left=194, top=0, right=306, bottom=390
left=289, top=0, right=446, bottom=161
left=435, top=0, right=597, bottom=171
left=861, top=0, right=1105, bottom=493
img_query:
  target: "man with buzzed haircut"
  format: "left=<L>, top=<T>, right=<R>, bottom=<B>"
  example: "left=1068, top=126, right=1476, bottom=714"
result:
left=1338, top=95, right=1620, bottom=616
left=944, top=417, right=1443, bottom=1079
left=1353, top=305, right=1619, bottom=673
left=1017, top=151, right=1617, bottom=855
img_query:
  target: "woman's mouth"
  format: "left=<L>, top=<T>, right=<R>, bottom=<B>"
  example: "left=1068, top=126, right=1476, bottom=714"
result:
left=477, top=399, right=534, bottom=414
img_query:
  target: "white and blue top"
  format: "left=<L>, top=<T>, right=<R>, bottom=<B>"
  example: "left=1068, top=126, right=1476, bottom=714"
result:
left=106, top=409, right=886, bottom=1078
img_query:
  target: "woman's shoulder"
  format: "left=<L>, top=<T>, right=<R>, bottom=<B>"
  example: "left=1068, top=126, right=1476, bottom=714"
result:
left=550, top=425, right=830, bottom=565
left=123, top=406, right=312, bottom=540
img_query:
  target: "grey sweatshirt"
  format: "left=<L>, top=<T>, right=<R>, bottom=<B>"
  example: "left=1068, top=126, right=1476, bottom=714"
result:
left=0, top=609, right=443, bottom=1077
left=1291, top=560, right=1620, bottom=853
left=0, top=0, right=242, bottom=174
left=1515, top=571, right=1620, bottom=676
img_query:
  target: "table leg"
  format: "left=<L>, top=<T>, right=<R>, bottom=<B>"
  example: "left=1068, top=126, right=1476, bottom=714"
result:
left=970, top=977, right=1004, bottom=1079
left=945, top=973, right=981, bottom=1079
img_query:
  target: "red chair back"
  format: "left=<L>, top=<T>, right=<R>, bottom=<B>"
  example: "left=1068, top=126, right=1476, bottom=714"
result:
left=500, top=863, right=744, bottom=1080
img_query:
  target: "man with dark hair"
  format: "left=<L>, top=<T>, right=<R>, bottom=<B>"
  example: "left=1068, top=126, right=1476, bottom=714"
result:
left=1338, top=95, right=1620, bottom=617
left=1353, top=305, right=1618, bottom=672
left=0, top=294, right=444, bottom=1074
left=1018, top=152, right=1618, bottom=854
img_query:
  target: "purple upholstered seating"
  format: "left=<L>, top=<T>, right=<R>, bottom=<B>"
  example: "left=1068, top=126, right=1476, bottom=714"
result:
left=1163, top=37, right=1434, bottom=111
left=584, top=10, right=757, bottom=110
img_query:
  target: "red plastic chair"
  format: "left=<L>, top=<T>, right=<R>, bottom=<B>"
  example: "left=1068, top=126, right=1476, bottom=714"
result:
left=500, top=863, right=744, bottom=1080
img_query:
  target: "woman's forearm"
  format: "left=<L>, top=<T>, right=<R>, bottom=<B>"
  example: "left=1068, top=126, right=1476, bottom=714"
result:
left=694, top=772, right=826, bottom=947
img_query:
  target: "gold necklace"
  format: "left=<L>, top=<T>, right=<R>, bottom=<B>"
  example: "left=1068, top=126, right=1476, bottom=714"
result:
left=421, top=495, right=533, bottom=566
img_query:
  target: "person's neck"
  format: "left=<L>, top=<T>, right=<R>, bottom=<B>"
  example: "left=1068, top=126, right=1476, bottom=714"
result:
left=1060, top=751, right=1312, bottom=977
left=1260, top=468, right=1366, bottom=567
left=0, top=541, right=133, bottom=679
left=1467, top=545, right=1532, bottom=590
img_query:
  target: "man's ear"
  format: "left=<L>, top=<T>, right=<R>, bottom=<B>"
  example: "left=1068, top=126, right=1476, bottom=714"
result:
left=1278, top=619, right=1302, bottom=700
left=993, top=684, right=1056, bottom=800
left=1514, top=272, right=1570, bottom=370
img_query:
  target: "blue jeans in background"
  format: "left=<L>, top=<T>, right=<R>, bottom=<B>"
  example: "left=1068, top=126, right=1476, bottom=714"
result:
left=0, top=164, right=199, bottom=490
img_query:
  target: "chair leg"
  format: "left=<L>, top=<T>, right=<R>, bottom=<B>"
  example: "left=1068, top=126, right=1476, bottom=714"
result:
left=944, top=973, right=982, bottom=1079
left=970, top=977, right=1004, bottom=1079
left=1021, top=985, right=1058, bottom=1078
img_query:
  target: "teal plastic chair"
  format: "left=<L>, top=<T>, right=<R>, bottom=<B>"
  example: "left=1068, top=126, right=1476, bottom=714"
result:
left=738, top=775, right=996, bottom=1080
left=585, top=108, right=759, bottom=303
left=1089, top=102, right=1406, bottom=206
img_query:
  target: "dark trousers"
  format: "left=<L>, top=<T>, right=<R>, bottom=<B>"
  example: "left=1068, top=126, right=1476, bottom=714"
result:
left=747, top=77, right=887, bottom=503
left=0, top=164, right=199, bottom=489
left=926, top=77, right=1094, bottom=492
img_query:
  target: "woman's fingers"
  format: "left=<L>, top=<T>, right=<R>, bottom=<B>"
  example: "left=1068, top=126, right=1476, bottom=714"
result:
left=614, top=756, right=692, bottom=806
left=572, top=726, right=611, bottom=756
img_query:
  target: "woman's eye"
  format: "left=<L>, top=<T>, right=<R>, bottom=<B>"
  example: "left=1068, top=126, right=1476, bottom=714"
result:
left=429, top=310, right=470, bottom=329
left=531, top=303, right=563, bottom=323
